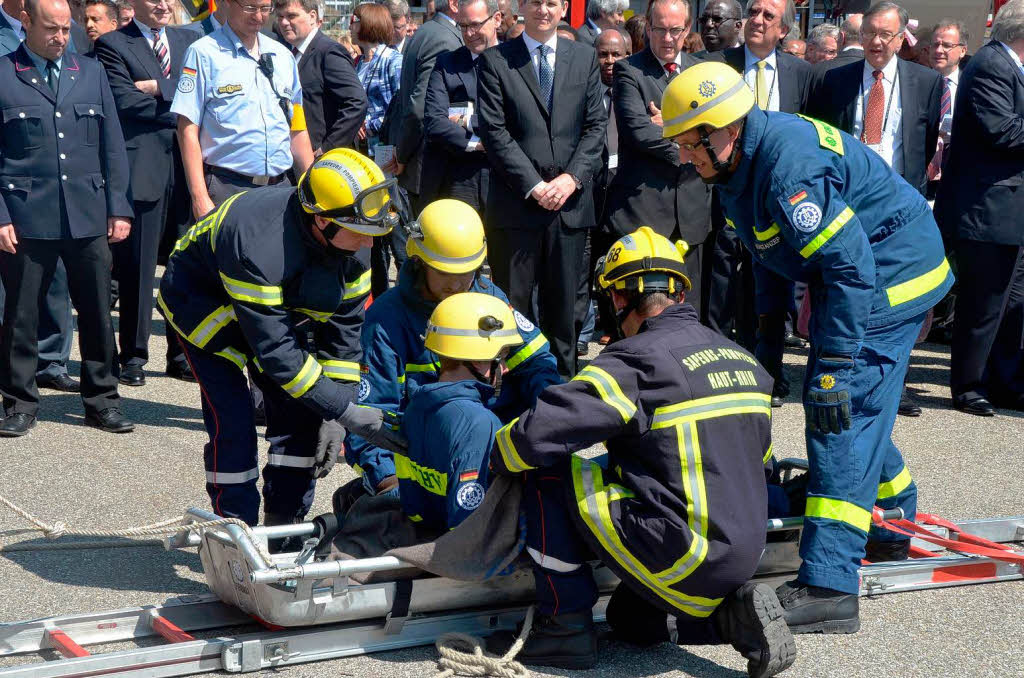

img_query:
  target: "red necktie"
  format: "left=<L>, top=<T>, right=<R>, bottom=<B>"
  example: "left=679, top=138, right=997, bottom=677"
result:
left=664, top=62, right=678, bottom=76
left=862, top=69, right=884, bottom=145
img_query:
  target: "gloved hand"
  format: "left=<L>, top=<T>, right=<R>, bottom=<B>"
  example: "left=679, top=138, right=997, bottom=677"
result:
left=338, top=402, right=409, bottom=453
left=313, top=419, right=346, bottom=479
left=805, top=354, right=854, bottom=435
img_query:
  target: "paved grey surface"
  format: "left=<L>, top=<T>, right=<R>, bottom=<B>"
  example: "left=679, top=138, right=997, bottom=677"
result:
left=1, top=302, right=1022, bottom=677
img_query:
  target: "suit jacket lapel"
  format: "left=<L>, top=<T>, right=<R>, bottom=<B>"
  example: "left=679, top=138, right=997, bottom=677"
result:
left=897, top=58, right=912, bottom=169
left=124, top=22, right=162, bottom=81
left=550, top=37, right=571, bottom=124
left=842, top=63, right=861, bottom=133
left=512, top=36, right=548, bottom=118
left=432, top=13, right=463, bottom=45
left=725, top=47, right=744, bottom=75
left=456, top=48, right=477, bottom=103
left=13, top=45, right=54, bottom=103
left=55, top=53, right=80, bottom=104
left=989, top=39, right=1024, bottom=88
left=642, top=47, right=668, bottom=88
left=776, top=52, right=797, bottom=112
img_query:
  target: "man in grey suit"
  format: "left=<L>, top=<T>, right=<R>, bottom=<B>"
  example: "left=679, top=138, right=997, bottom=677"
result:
left=575, top=0, right=625, bottom=47
left=389, top=0, right=462, bottom=209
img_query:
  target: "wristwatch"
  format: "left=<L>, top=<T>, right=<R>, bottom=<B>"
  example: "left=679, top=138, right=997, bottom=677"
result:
left=569, top=173, right=583, bottom=190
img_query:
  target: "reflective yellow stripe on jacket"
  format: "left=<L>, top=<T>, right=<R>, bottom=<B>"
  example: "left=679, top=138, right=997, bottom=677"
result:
left=886, top=258, right=951, bottom=307
left=282, top=354, right=322, bottom=398
left=318, top=359, right=360, bottom=382
left=342, top=269, right=372, bottom=300
left=495, top=417, right=534, bottom=473
left=573, top=366, right=637, bottom=423
left=799, top=206, right=854, bottom=259
left=505, top=333, right=547, bottom=371
left=219, top=272, right=285, bottom=306
left=395, top=452, right=447, bottom=496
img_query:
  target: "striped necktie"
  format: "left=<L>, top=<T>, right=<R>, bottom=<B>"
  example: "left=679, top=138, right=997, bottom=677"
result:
left=152, top=28, right=170, bottom=78
left=927, top=77, right=952, bottom=180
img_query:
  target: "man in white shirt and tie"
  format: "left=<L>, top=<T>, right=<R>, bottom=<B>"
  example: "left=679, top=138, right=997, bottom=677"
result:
left=926, top=18, right=968, bottom=185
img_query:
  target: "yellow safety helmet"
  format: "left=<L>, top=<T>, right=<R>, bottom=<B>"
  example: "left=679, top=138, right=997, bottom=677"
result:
left=661, top=61, right=755, bottom=139
left=597, top=226, right=692, bottom=295
left=406, top=199, right=487, bottom=274
left=297, top=148, right=404, bottom=236
left=424, top=293, right=523, bottom=362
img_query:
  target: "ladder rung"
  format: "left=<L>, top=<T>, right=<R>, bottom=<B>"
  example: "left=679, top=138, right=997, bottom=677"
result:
left=44, top=629, right=90, bottom=658
left=149, top=614, right=196, bottom=644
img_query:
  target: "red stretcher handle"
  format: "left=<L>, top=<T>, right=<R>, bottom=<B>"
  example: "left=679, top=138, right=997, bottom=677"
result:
left=871, top=509, right=1024, bottom=565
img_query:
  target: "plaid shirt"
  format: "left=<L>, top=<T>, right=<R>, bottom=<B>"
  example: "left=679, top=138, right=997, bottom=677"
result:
left=356, top=44, right=402, bottom=135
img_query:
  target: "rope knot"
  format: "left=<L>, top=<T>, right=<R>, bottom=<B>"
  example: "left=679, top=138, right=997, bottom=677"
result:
left=44, top=522, right=67, bottom=539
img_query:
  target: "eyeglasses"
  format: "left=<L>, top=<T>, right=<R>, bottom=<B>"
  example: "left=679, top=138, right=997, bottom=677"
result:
left=458, top=12, right=496, bottom=32
left=861, top=29, right=903, bottom=44
left=234, top=0, right=274, bottom=15
left=931, top=40, right=964, bottom=51
left=649, top=25, right=687, bottom=38
left=699, top=14, right=739, bottom=27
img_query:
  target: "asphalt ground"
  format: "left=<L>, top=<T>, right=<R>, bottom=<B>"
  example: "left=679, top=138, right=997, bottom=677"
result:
left=0, top=294, right=1022, bottom=678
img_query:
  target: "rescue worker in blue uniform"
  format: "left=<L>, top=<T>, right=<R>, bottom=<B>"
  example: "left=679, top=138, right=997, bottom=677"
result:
left=487, top=227, right=796, bottom=678
left=157, top=148, right=408, bottom=527
left=398, top=293, right=525, bottom=531
left=346, top=199, right=561, bottom=498
left=661, top=62, right=955, bottom=634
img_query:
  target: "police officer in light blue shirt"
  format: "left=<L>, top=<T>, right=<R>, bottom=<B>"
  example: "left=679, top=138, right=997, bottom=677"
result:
left=170, top=0, right=313, bottom=221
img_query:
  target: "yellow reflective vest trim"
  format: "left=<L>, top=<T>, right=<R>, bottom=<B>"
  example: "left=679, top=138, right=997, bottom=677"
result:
left=495, top=418, right=534, bottom=473
left=805, top=496, right=872, bottom=533
left=877, top=466, right=912, bottom=500
left=394, top=452, right=448, bottom=497
left=219, top=271, right=285, bottom=306
left=573, top=365, right=637, bottom=423
left=281, top=354, right=322, bottom=398
left=319, top=359, right=360, bottom=382
left=505, top=333, right=547, bottom=371
left=799, top=206, right=855, bottom=259
left=886, top=258, right=951, bottom=307
left=342, top=269, right=372, bottom=300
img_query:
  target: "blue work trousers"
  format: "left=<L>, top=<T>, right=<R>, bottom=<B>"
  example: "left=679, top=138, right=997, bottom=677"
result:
left=178, top=338, right=322, bottom=526
left=798, top=312, right=924, bottom=594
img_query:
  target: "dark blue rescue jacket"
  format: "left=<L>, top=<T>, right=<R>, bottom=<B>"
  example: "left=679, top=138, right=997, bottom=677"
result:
left=346, top=261, right=561, bottom=489
left=157, top=187, right=369, bottom=419
left=718, top=108, right=954, bottom=357
left=398, top=380, right=500, bottom=530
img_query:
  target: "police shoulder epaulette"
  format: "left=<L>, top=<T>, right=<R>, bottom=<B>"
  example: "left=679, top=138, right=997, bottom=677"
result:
left=797, top=114, right=844, bottom=156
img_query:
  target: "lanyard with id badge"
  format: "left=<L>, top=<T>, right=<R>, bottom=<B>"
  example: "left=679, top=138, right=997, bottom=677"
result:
left=860, top=68, right=900, bottom=162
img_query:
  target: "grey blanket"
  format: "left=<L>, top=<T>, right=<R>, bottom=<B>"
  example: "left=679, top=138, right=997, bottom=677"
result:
left=328, top=475, right=526, bottom=583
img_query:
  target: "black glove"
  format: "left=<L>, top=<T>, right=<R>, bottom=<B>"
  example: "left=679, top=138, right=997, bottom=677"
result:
left=313, top=419, right=346, bottom=479
left=338, top=403, right=408, bottom=453
left=805, top=354, right=854, bottom=435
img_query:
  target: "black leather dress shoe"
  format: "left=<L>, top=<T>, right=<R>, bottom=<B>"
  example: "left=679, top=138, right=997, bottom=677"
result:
left=119, top=364, right=146, bottom=387
left=0, top=413, right=36, bottom=437
left=85, top=408, right=135, bottom=433
left=771, top=395, right=784, bottom=408
left=166, top=361, right=197, bottom=383
left=783, top=332, right=807, bottom=349
left=576, top=342, right=588, bottom=358
left=37, top=373, right=80, bottom=393
left=897, top=390, right=921, bottom=417
left=953, top=396, right=996, bottom=417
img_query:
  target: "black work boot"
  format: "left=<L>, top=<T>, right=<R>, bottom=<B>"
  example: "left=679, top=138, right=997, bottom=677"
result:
left=714, top=583, right=797, bottom=678
left=486, top=611, right=597, bottom=670
left=775, top=580, right=860, bottom=634
left=863, top=539, right=911, bottom=562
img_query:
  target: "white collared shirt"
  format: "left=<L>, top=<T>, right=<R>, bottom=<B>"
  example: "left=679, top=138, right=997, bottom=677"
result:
left=134, top=18, right=165, bottom=41
left=743, top=46, right=779, bottom=112
left=944, top=66, right=960, bottom=121
left=853, top=55, right=903, bottom=174
left=587, top=18, right=601, bottom=36
left=655, top=51, right=683, bottom=71
left=1, top=5, right=23, bottom=40
left=293, top=26, right=318, bottom=60
left=522, top=31, right=558, bottom=86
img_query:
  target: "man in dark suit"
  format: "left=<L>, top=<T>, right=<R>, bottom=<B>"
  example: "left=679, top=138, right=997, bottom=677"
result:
left=700, top=0, right=813, bottom=405
left=275, top=0, right=366, bottom=153
left=477, top=0, right=607, bottom=378
left=422, top=0, right=499, bottom=210
left=93, top=0, right=199, bottom=386
left=384, top=0, right=410, bottom=53
left=698, top=0, right=742, bottom=52
left=575, top=0, right=624, bottom=47
left=390, top=0, right=462, bottom=208
left=0, top=0, right=134, bottom=436
left=806, top=2, right=941, bottom=196
left=604, top=0, right=710, bottom=318
left=936, top=4, right=1024, bottom=416
left=825, top=13, right=864, bottom=69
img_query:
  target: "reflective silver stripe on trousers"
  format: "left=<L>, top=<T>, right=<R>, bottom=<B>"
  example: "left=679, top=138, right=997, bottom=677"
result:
left=267, top=454, right=316, bottom=468
left=205, top=468, right=260, bottom=484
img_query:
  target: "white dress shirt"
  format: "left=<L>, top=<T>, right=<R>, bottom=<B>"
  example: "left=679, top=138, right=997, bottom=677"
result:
left=1, top=5, right=23, bottom=40
left=293, top=26, right=318, bottom=61
left=852, top=55, right=903, bottom=174
left=743, top=46, right=779, bottom=112
left=655, top=52, right=683, bottom=71
left=943, top=66, right=960, bottom=127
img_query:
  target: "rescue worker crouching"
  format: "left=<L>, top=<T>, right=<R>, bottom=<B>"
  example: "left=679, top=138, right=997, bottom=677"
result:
left=345, top=199, right=561, bottom=499
left=397, top=293, right=523, bottom=532
left=661, top=62, right=954, bottom=633
left=486, top=227, right=797, bottom=678
left=157, top=148, right=408, bottom=527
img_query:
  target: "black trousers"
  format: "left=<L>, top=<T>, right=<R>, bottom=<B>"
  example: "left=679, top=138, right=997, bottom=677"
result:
left=0, top=236, right=119, bottom=416
left=487, top=221, right=588, bottom=379
left=114, top=176, right=188, bottom=368
left=951, top=240, right=1024, bottom=405
left=705, top=226, right=757, bottom=350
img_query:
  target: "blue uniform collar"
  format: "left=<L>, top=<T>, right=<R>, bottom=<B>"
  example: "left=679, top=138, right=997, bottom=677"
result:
left=417, top=379, right=495, bottom=405
left=219, top=21, right=268, bottom=59
left=720, top=106, right=768, bottom=197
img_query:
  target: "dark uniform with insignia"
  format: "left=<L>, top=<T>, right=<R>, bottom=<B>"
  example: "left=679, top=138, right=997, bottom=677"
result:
left=492, top=303, right=773, bottom=625
left=157, top=186, right=369, bottom=525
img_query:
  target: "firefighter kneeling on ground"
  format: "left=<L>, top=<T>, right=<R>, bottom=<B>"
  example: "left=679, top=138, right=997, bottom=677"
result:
left=486, top=227, right=797, bottom=678
left=661, top=62, right=954, bottom=634
left=345, top=199, right=560, bottom=500
left=158, top=148, right=408, bottom=528
left=397, top=293, right=525, bottom=532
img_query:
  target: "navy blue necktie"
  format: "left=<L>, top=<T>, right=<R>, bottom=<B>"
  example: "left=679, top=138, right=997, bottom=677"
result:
left=537, top=45, right=552, bottom=110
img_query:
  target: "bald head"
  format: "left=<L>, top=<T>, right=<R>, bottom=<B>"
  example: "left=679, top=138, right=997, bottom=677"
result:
left=840, top=13, right=862, bottom=48
left=595, top=28, right=629, bottom=86
left=22, top=0, right=71, bottom=60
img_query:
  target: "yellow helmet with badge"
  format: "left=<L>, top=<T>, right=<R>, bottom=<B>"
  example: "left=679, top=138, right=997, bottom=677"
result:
left=598, top=226, right=691, bottom=295
left=297, top=148, right=407, bottom=236
left=406, top=199, right=487, bottom=274
left=661, top=61, right=755, bottom=139
left=424, top=292, right=522, bottom=361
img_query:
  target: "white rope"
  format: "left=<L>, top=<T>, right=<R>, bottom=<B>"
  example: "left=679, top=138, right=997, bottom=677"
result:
left=0, top=493, right=276, bottom=566
left=433, top=605, right=535, bottom=678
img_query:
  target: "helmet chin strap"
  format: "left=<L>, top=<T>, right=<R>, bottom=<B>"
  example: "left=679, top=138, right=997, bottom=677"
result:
left=465, top=360, right=504, bottom=398
left=696, top=123, right=743, bottom=185
left=316, top=218, right=358, bottom=255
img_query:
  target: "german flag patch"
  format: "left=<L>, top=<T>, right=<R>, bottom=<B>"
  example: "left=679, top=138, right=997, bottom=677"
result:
left=459, top=471, right=479, bottom=482
left=788, top=190, right=808, bottom=205
left=182, top=67, right=197, bottom=77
